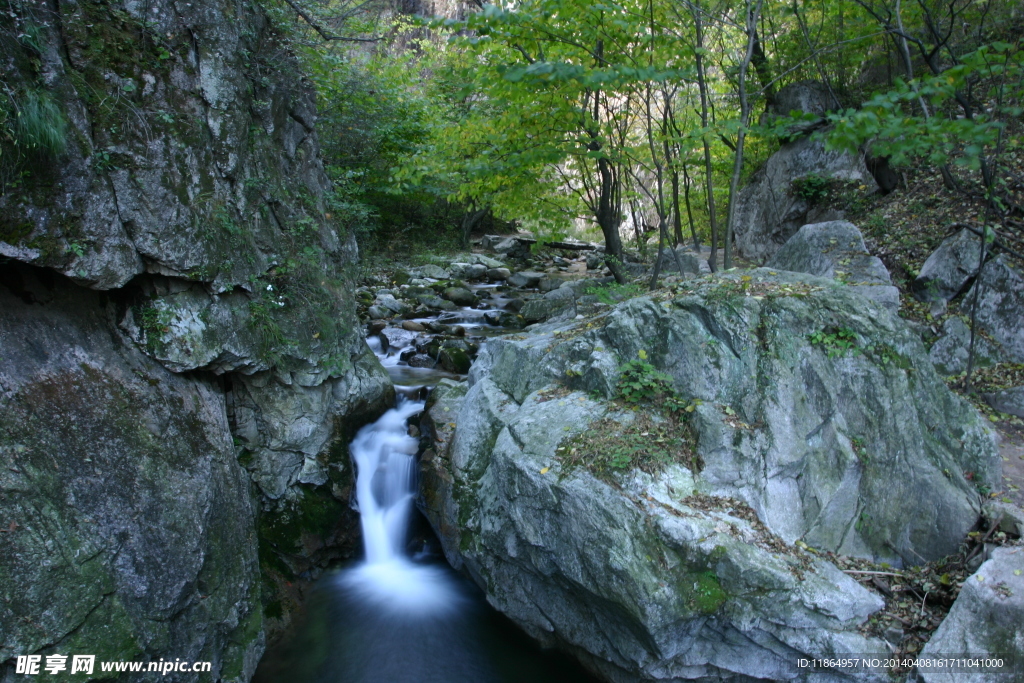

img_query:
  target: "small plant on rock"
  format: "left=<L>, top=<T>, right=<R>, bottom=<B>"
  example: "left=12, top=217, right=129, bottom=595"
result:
left=808, top=326, right=860, bottom=358
left=791, top=174, right=831, bottom=204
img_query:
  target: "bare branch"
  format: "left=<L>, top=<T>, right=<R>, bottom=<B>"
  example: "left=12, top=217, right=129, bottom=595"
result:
left=282, top=0, right=381, bottom=43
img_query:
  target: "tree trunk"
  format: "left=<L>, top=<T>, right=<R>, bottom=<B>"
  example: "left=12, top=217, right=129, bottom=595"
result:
left=693, top=1, right=718, bottom=273
left=724, top=0, right=764, bottom=270
left=597, top=156, right=626, bottom=283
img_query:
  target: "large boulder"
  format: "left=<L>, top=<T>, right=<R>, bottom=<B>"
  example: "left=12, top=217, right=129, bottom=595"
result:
left=520, top=296, right=576, bottom=324
left=420, top=270, right=999, bottom=682
left=964, top=255, right=1024, bottom=363
left=766, top=221, right=900, bottom=309
left=928, top=317, right=999, bottom=377
left=919, top=547, right=1024, bottom=683
left=772, top=80, right=836, bottom=118
left=912, top=229, right=983, bottom=303
left=655, top=248, right=709, bottom=276
left=983, top=386, right=1024, bottom=419
left=733, top=137, right=878, bottom=264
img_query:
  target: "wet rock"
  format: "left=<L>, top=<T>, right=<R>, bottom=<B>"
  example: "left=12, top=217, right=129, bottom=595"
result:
left=928, top=317, right=999, bottom=376
left=367, top=320, right=387, bottom=334
left=504, top=297, right=525, bottom=312
left=963, top=255, right=1024, bottom=363
left=919, top=547, right=1024, bottom=682
left=413, top=293, right=456, bottom=311
left=443, top=287, right=478, bottom=306
left=367, top=305, right=390, bottom=320
left=912, top=228, right=983, bottom=303
left=464, top=263, right=488, bottom=280
left=407, top=354, right=436, bottom=368
left=508, top=271, right=544, bottom=288
left=766, top=221, right=900, bottom=309
left=401, top=320, right=426, bottom=332
left=520, top=297, right=575, bottom=324
left=486, top=267, right=511, bottom=281
left=381, top=327, right=418, bottom=351
left=447, top=263, right=473, bottom=279
left=375, top=294, right=411, bottom=315
left=439, top=348, right=473, bottom=374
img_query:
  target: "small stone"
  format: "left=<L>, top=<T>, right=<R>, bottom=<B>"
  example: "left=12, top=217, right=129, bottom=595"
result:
left=401, top=320, right=426, bottom=332
left=487, top=267, right=511, bottom=281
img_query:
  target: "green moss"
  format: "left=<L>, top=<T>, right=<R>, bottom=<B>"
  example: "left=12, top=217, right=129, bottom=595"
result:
left=0, top=215, right=34, bottom=244
left=683, top=571, right=728, bottom=615
left=46, top=595, right=144, bottom=681
left=258, top=487, right=346, bottom=572
left=220, top=605, right=263, bottom=681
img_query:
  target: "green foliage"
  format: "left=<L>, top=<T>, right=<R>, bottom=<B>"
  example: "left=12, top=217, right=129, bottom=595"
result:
left=556, top=349, right=703, bottom=477
left=583, top=282, right=645, bottom=304
left=826, top=42, right=1024, bottom=171
left=8, top=87, right=67, bottom=155
left=617, top=351, right=679, bottom=408
left=808, top=326, right=860, bottom=357
left=791, top=174, right=831, bottom=204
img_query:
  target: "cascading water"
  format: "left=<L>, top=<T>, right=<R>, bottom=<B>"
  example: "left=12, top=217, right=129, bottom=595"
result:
left=311, top=396, right=497, bottom=682
left=339, top=398, right=467, bottom=618
left=254, top=308, right=599, bottom=682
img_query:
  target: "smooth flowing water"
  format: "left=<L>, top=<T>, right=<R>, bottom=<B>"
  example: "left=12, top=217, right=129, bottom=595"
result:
left=255, top=395, right=598, bottom=683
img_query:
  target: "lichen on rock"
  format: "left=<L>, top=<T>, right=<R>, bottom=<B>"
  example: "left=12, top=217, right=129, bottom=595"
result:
left=420, top=269, right=1000, bottom=682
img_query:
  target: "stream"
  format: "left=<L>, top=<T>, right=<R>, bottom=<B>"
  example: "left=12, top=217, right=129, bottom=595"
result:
left=254, top=281, right=599, bottom=683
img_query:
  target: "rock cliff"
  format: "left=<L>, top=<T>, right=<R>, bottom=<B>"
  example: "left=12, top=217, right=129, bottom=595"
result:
left=1, top=0, right=390, bottom=677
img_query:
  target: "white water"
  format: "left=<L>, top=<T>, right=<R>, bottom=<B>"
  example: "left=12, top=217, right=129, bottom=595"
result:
left=341, top=398, right=466, bottom=618
left=254, top=397, right=597, bottom=683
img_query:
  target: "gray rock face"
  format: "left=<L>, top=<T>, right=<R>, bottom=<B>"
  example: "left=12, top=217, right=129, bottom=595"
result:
left=912, top=229, right=983, bottom=303
left=656, top=248, right=708, bottom=275
left=772, top=80, right=837, bottom=117
left=733, top=137, right=878, bottom=263
left=766, top=221, right=900, bottom=309
left=0, top=268, right=262, bottom=682
left=0, top=0, right=396, bottom=660
left=0, top=0, right=342, bottom=293
left=965, top=255, right=1024, bottom=363
left=421, top=270, right=999, bottom=682
left=231, top=351, right=392, bottom=500
left=919, top=547, right=1024, bottom=683
left=928, top=317, right=999, bottom=376
left=520, top=296, right=576, bottom=323
left=983, top=386, right=1024, bottom=418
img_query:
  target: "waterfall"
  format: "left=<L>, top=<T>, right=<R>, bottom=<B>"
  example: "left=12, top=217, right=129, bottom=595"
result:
left=349, top=399, right=422, bottom=565
left=339, top=397, right=465, bottom=620
left=254, top=392, right=597, bottom=682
